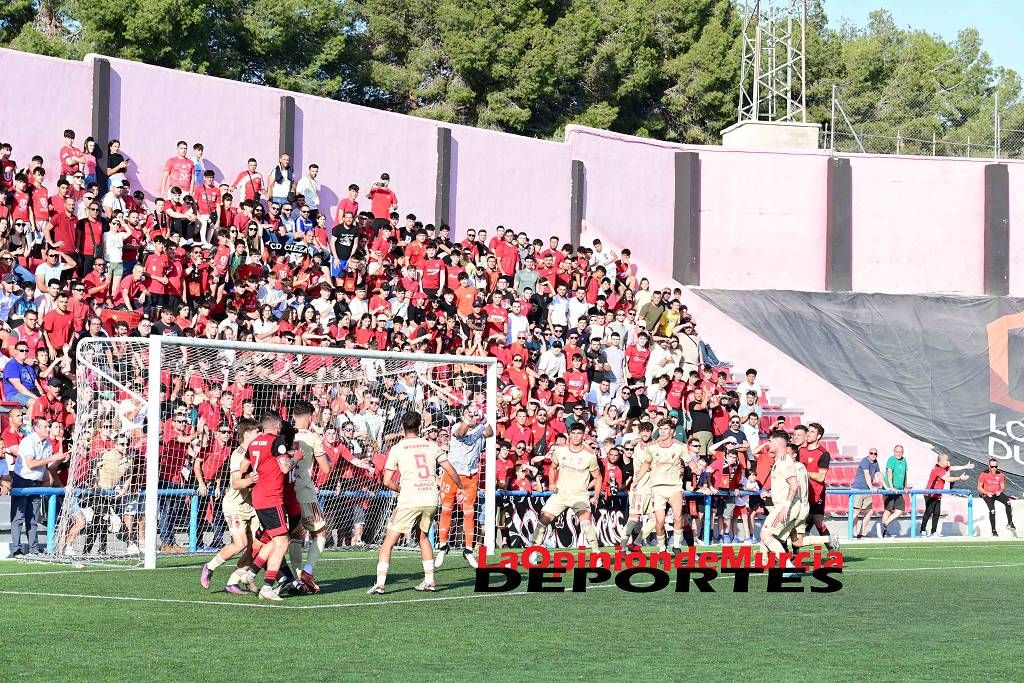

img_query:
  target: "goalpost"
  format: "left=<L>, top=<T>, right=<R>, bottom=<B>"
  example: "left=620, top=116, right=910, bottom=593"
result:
left=49, top=336, right=497, bottom=569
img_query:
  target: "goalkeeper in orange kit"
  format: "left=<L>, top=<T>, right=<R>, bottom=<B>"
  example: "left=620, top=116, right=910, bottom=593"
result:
left=435, top=403, right=493, bottom=569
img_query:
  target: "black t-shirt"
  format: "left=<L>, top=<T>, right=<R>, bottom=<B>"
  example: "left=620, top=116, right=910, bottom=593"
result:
left=689, top=401, right=714, bottom=433
left=152, top=321, right=183, bottom=337
left=331, top=224, right=359, bottom=261
left=106, top=152, right=125, bottom=178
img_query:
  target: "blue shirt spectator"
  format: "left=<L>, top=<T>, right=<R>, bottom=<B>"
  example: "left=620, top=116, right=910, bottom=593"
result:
left=852, top=452, right=881, bottom=489
left=2, top=345, right=39, bottom=404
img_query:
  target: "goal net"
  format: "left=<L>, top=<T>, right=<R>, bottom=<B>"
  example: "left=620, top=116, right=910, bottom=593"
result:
left=48, top=337, right=496, bottom=568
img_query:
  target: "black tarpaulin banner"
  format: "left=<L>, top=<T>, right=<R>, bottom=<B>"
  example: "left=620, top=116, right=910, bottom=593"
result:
left=693, top=289, right=1024, bottom=489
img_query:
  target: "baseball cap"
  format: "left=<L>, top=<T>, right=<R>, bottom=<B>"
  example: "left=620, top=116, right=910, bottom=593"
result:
left=46, top=377, right=63, bottom=388
left=2, top=274, right=18, bottom=284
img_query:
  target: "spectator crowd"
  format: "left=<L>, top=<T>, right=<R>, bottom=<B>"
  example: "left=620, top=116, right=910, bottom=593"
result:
left=0, top=130, right=994, bottom=556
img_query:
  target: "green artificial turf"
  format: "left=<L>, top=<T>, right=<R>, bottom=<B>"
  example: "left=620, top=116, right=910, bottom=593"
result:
left=1, top=541, right=1021, bottom=681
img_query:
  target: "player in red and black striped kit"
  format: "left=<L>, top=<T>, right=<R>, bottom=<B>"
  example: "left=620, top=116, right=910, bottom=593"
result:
left=237, top=412, right=303, bottom=601
left=798, top=422, right=839, bottom=550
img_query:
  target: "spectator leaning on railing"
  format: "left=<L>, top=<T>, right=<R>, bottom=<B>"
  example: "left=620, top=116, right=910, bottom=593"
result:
left=920, top=454, right=973, bottom=537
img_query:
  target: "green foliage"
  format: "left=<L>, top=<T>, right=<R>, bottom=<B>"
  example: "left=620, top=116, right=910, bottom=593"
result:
left=2, top=0, right=1021, bottom=150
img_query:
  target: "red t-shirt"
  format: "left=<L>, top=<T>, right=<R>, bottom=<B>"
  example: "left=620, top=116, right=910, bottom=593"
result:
left=82, top=271, right=110, bottom=306
left=30, top=185, right=51, bottom=223
left=158, top=432, right=190, bottom=484
left=200, top=442, right=232, bottom=481
left=59, top=145, right=82, bottom=175
left=50, top=210, right=77, bottom=252
left=420, top=258, right=446, bottom=290
left=42, top=310, right=75, bottom=349
left=145, top=253, right=169, bottom=294
left=483, top=304, right=508, bottom=339
left=232, top=171, right=263, bottom=201
left=0, top=159, right=15, bottom=191
left=978, top=470, right=1004, bottom=495
left=799, top=445, right=831, bottom=504
left=494, top=241, right=519, bottom=276
left=624, top=345, right=650, bottom=378
left=194, top=184, right=221, bottom=215
left=925, top=465, right=949, bottom=500
left=249, top=432, right=287, bottom=508
left=78, top=218, right=105, bottom=256
left=564, top=370, right=588, bottom=401
left=164, top=156, right=195, bottom=192
left=368, top=187, right=396, bottom=219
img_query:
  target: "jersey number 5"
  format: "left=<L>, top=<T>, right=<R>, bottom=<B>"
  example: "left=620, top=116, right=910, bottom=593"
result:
left=415, top=454, right=431, bottom=480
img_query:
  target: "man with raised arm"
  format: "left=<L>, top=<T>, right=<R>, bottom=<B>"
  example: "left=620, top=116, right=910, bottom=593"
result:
left=436, top=403, right=494, bottom=569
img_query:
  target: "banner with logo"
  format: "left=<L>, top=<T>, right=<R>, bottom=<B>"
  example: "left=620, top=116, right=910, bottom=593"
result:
left=499, top=495, right=629, bottom=548
left=694, top=289, right=1024, bottom=489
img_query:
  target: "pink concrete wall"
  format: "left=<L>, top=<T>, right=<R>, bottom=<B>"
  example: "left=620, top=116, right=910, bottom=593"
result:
left=1008, top=164, right=1024, bottom=297
left=0, top=49, right=92, bottom=185
left=450, top=125, right=572, bottom=240
left=291, top=93, right=439, bottom=226
left=849, top=155, right=987, bottom=295
left=107, top=57, right=281, bottom=199
left=566, top=127, right=677, bottom=284
left=698, top=148, right=828, bottom=290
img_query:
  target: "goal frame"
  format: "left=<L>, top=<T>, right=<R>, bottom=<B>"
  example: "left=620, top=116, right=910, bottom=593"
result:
left=73, top=336, right=498, bottom=569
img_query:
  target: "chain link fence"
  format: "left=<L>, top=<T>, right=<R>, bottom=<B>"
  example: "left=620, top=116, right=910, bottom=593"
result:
left=824, top=85, right=1024, bottom=160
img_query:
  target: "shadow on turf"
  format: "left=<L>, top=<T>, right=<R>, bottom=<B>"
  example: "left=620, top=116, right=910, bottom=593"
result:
left=316, top=569, right=478, bottom=595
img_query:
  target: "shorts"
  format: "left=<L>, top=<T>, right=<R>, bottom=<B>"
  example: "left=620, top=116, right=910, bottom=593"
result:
left=255, top=504, right=290, bottom=539
left=732, top=505, right=748, bottom=518
left=541, top=492, right=590, bottom=517
left=651, top=485, right=683, bottom=511
left=388, top=505, right=437, bottom=534
left=715, top=494, right=737, bottom=518
left=440, top=472, right=479, bottom=510
left=808, top=499, right=826, bottom=516
left=883, top=494, right=906, bottom=512
left=629, top=489, right=654, bottom=516
left=226, top=512, right=257, bottom=539
left=108, top=262, right=124, bottom=279
left=853, top=494, right=873, bottom=510
left=762, top=504, right=801, bottom=539
left=331, top=258, right=349, bottom=277
left=299, top=500, right=327, bottom=533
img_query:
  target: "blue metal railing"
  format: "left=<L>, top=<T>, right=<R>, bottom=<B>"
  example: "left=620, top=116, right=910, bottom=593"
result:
left=8, top=485, right=974, bottom=554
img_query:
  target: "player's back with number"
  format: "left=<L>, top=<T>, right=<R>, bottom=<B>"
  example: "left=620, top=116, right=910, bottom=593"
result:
left=385, top=436, right=446, bottom=507
left=249, top=432, right=286, bottom=508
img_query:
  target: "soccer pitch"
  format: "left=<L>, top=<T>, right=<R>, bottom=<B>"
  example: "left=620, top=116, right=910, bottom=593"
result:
left=2, top=542, right=1022, bottom=681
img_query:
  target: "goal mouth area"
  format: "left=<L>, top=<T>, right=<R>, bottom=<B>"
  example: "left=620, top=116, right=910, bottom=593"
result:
left=44, top=337, right=497, bottom=569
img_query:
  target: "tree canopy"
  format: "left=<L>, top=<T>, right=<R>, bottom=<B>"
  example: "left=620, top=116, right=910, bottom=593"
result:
left=3, top=1, right=1021, bottom=150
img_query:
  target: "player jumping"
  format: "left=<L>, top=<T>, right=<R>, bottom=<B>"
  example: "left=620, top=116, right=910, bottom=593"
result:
left=528, top=422, right=602, bottom=557
left=369, top=411, right=465, bottom=594
left=435, top=403, right=493, bottom=569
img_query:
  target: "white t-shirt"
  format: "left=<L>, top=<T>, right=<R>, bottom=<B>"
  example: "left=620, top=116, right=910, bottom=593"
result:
left=295, top=176, right=320, bottom=210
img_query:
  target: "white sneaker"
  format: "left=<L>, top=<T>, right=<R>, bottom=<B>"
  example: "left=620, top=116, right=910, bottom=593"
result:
left=414, top=580, right=436, bottom=592
left=125, top=543, right=140, bottom=553
left=920, top=531, right=930, bottom=538
left=434, top=544, right=449, bottom=569
left=64, top=546, right=79, bottom=557
left=829, top=533, right=841, bottom=550
left=463, top=548, right=478, bottom=568
left=366, top=584, right=385, bottom=595
left=258, top=585, right=283, bottom=602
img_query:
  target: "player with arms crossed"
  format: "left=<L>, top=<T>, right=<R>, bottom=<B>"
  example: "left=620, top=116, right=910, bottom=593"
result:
left=369, top=411, right=465, bottom=594
left=619, top=421, right=655, bottom=550
left=633, top=418, right=694, bottom=551
left=759, top=431, right=807, bottom=575
left=435, top=403, right=494, bottom=569
left=288, top=400, right=333, bottom=593
left=528, top=422, right=602, bottom=556
left=200, top=418, right=261, bottom=594
left=237, top=412, right=301, bottom=601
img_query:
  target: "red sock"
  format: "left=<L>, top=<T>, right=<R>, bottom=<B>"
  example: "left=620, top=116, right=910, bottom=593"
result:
left=264, top=570, right=278, bottom=586
left=816, top=521, right=829, bottom=536
left=253, top=555, right=267, bottom=572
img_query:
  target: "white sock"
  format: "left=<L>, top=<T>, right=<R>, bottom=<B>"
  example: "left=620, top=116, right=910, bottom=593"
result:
left=306, top=535, right=325, bottom=574
left=656, top=535, right=666, bottom=551
left=226, top=569, right=240, bottom=586
left=206, top=554, right=226, bottom=571
left=376, top=561, right=389, bottom=586
left=422, top=560, right=434, bottom=584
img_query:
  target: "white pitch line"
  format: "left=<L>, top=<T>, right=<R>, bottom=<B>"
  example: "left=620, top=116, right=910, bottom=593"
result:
left=0, top=554, right=417, bottom=577
left=1, top=562, right=1022, bottom=610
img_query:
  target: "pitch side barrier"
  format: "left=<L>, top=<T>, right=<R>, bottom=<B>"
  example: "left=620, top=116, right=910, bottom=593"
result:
left=11, top=486, right=974, bottom=555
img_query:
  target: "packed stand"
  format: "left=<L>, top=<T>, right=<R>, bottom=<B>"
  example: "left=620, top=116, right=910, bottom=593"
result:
left=0, top=130, right=966, bottom=556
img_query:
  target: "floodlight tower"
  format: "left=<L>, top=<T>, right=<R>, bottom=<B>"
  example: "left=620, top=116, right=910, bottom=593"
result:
left=737, top=0, right=807, bottom=123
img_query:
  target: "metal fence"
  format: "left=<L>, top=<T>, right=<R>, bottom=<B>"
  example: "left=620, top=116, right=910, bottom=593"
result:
left=825, top=84, right=1024, bottom=160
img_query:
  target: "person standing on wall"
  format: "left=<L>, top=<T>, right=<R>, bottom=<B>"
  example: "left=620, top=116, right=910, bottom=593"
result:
left=268, top=153, right=295, bottom=207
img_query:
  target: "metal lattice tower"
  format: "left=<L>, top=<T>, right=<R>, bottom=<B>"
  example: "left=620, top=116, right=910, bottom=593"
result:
left=737, top=0, right=807, bottom=123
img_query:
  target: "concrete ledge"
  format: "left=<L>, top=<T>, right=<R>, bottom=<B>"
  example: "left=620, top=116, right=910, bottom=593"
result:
left=721, top=120, right=821, bottom=150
